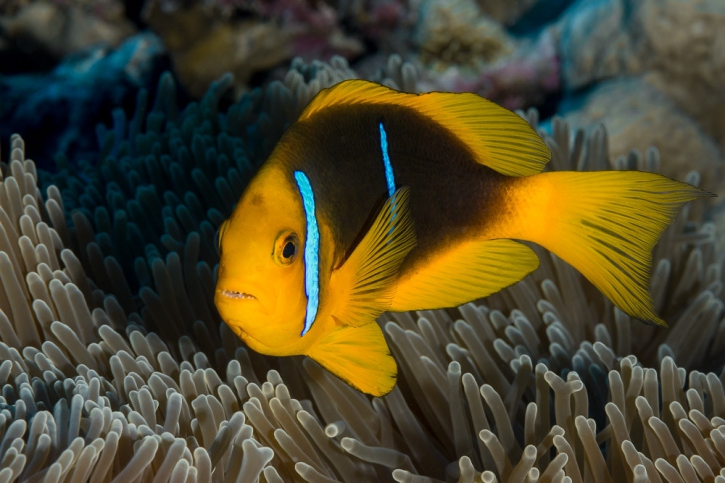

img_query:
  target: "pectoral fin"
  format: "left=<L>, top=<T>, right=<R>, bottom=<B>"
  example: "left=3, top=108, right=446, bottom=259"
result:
left=391, top=238, right=540, bottom=311
left=306, top=321, right=397, bottom=396
left=329, top=187, right=416, bottom=327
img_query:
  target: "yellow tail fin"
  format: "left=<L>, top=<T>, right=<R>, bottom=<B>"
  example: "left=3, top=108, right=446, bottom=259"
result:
left=496, top=171, right=713, bottom=326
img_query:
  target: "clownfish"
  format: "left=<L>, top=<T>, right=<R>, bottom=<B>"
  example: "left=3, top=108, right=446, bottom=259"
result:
left=214, top=79, right=711, bottom=396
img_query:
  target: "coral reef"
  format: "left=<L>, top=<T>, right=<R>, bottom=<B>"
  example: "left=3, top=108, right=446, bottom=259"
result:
left=416, top=0, right=514, bottom=70
left=562, top=77, right=725, bottom=199
left=475, top=0, right=540, bottom=26
left=424, top=31, right=560, bottom=112
left=0, top=57, right=724, bottom=481
left=410, top=1, right=565, bottom=114
left=142, top=0, right=366, bottom=99
left=550, top=0, right=725, bottom=198
left=553, top=0, right=725, bottom=99
left=0, top=1, right=136, bottom=69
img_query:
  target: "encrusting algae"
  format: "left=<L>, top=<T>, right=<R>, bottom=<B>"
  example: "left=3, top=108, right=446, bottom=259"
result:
left=0, top=57, right=724, bottom=482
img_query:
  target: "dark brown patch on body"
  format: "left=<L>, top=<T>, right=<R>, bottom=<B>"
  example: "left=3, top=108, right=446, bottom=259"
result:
left=250, top=193, right=264, bottom=206
left=268, top=102, right=514, bottom=276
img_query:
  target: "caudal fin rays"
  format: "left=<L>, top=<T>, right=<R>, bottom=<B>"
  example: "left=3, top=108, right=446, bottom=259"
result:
left=502, top=171, right=713, bottom=326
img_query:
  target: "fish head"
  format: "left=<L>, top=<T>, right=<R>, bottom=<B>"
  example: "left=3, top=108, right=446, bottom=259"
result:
left=214, top=166, right=313, bottom=354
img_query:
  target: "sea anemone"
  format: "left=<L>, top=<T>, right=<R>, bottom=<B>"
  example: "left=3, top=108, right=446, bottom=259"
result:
left=417, top=0, right=515, bottom=70
left=1, top=57, right=724, bottom=482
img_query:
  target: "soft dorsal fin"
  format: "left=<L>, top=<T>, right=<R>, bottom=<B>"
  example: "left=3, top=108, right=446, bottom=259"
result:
left=328, top=186, right=416, bottom=327
left=390, top=238, right=540, bottom=312
left=306, top=321, right=397, bottom=396
left=299, top=79, right=550, bottom=177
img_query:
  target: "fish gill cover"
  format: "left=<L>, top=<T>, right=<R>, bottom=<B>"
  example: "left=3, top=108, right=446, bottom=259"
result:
left=0, top=0, right=725, bottom=482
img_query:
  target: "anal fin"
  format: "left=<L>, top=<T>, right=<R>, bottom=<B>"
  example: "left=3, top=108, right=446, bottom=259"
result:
left=390, top=238, right=540, bottom=311
left=306, top=321, right=397, bottom=397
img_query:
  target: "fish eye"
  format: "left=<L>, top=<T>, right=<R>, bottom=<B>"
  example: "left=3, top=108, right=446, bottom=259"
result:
left=282, top=240, right=296, bottom=259
left=275, top=231, right=299, bottom=265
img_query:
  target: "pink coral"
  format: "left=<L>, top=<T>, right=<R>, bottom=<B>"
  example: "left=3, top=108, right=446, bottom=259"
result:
left=253, top=0, right=363, bottom=60
left=430, top=31, right=561, bottom=111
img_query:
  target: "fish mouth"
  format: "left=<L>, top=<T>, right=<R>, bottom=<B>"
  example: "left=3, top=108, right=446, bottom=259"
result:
left=220, top=290, right=257, bottom=301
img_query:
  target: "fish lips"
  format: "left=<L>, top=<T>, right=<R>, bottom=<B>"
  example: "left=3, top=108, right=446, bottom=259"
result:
left=219, top=289, right=257, bottom=301
left=215, top=282, right=269, bottom=315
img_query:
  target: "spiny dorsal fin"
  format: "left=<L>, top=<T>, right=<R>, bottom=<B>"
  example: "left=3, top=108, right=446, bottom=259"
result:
left=306, top=321, right=397, bottom=396
left=328, top=186, right=416, bottom=327
left=299, top=79, right=550, bottom=177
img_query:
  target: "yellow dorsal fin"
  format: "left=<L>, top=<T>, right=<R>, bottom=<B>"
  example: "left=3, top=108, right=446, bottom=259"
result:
left=299, top=79, right=550, bottom=176
left=390, top=238, right=540, bottom=312
left=306, top=321, right=396, bottom=396
left=328, top=186, right=416, bottom=327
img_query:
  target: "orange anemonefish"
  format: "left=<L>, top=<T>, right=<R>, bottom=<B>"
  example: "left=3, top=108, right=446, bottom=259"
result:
left=214, top=79, right=712, bottom=396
